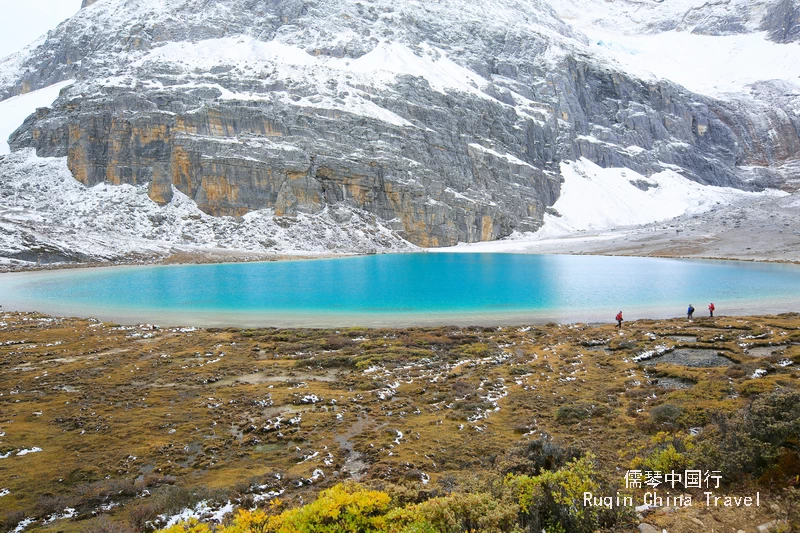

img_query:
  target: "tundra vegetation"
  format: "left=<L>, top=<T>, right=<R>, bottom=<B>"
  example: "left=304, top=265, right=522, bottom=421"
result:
left=0, top=312, right=798, bottom=532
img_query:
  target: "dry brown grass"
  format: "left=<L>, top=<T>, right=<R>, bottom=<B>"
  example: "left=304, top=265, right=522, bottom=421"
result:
left=0, top=312, right=797, bottom=532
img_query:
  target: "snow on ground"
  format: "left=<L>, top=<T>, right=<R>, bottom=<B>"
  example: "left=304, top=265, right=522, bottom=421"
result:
left=0, top=80, right=73, bottom=154
left=439, top=157, right=787, bottom=253
left=15, top=447, right=43, bottom=456
left=0, top=149, right=415, bottom=263
left=542, top=158, right=781, bottom=235
left=587, top=30, right=800, bottom=98
left=10, top=517, right=36, bottom=533
left=159, top=501, right=236, bottom=528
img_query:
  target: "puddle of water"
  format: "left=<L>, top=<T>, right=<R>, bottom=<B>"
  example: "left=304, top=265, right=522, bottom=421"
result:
left=214, top=369, right=338, bottom=387
left=640, top=348, right=733, bottom=368
left=253, top=443, right=284, bottom=454
left=177, top=442, right=204, bottom=468
left=334, top=417, right=372, bottom=481
left=585, top=346, right=610, bottom=353
left=262, top=404, right=306, bottom=418
left=653, top=377, right=694, bottom=390
left=665, top=335, right=697, bottom=343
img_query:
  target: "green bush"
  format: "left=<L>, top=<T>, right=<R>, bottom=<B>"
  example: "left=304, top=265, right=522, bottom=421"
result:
left=631, top=433, right=694, bottom=475
left=554, top=405, right=591, bottom=423
left=156, top=457, right=635, bottom=533
left=505, top=454, right=604, bottom=533
left=497, top=439, right=581, bottom=477
left=387, top=492, right=520, bottom=533
left=554, top=404, right=611, bottom=424
left=692, top=391, right=800, bottom=482
left=649, top=403, right=683, bottom=426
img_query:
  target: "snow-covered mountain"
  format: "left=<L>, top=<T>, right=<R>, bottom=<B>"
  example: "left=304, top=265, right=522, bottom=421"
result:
left=0, top=0, right=798, bottom=263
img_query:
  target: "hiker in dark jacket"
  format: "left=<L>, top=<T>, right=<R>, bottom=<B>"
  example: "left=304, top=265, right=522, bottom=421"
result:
left=687, top=304, right=695, bottom=320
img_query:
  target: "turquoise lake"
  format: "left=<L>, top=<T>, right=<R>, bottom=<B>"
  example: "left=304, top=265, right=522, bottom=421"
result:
left=1, top=253, right=799, bottom=327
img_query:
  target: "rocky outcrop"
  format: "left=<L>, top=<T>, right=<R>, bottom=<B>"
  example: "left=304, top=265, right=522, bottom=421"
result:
left=762, top=0, right=800, bottom=43
left=13, top=86, right=563, bottom=246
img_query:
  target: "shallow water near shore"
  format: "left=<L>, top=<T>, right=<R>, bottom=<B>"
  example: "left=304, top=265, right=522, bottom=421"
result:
left=1, top=253, right=799, bottom=327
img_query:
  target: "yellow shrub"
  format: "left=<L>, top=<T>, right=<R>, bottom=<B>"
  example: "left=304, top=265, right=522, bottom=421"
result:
left=386, top=492, right=520, bottom=533
left=504, top=453, right=600, bottom=533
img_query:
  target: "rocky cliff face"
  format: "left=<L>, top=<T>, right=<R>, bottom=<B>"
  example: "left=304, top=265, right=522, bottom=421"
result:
left=1, top=0, right=799, bottom=250
left=764, top=0, right=800, bottom=42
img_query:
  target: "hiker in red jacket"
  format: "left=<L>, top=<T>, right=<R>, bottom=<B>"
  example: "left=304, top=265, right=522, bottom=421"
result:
left=616, top=311, right=623, bottom=329
left=708, top=303, right=715, bottom=317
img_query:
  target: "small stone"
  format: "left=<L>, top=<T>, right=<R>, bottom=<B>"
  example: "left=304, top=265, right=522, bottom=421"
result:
left=769, top=503, right=781, bottom=513
left=691, top=517, right=705, bottom=527
left=757, top=521, right=777, bottom=533
left=737, top=529, right=746, bottom=533
left=638, top=524, right=660, bottom=533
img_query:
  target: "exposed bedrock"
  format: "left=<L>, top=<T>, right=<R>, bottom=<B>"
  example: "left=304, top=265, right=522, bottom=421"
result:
left=14, top=88, right=564, bottom=246
left=762, top=0, right=800, bottom=43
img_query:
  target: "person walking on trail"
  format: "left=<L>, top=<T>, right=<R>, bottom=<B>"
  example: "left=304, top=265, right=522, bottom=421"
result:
left=616, top=311, right=623, bottom=329
left=687, top=304, right=695, bottom=320
left=708, top=303, right=715, bottom=317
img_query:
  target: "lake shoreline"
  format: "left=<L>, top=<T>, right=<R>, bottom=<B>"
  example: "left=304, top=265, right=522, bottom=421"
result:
left=2, top=245, right=799, bottom=276
left=1, top=254, right=798, bottom=328
left=0, top=249, right=355, bottom=274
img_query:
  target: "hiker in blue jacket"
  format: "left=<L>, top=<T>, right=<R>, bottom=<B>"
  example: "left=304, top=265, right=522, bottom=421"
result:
left=687, top=304, right=695, bottom=320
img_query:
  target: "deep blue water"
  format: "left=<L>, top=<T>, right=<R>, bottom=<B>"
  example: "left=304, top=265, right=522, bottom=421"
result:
left=1, top=254, right=799, bottom=325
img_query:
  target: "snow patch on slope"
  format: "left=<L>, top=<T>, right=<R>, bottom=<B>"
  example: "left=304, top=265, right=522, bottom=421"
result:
left=137, top=38, right=318, bottom=70
left=346, top=41, right=490, bottom=96
left=539, top=158, right=785, bottom=236
left=128, top=37, right=498, bottom=125
left=589, top=30, right=800, bottom=98
left=0, top=80, right=73, bottom=154
left=468, top=143, right=538, bottom=169
left=138, top=37, right=490, bottom=97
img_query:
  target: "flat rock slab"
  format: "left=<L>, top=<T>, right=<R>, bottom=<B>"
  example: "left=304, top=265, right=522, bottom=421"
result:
left=654, top=376, right=694, bottom=389
left=665, top=335, right=697, bottom=343
left=640, top=348, right=734, bottom=367
left=638, top=524, right=661, bottom=533
left=745, top=345, right=788, bottom=357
